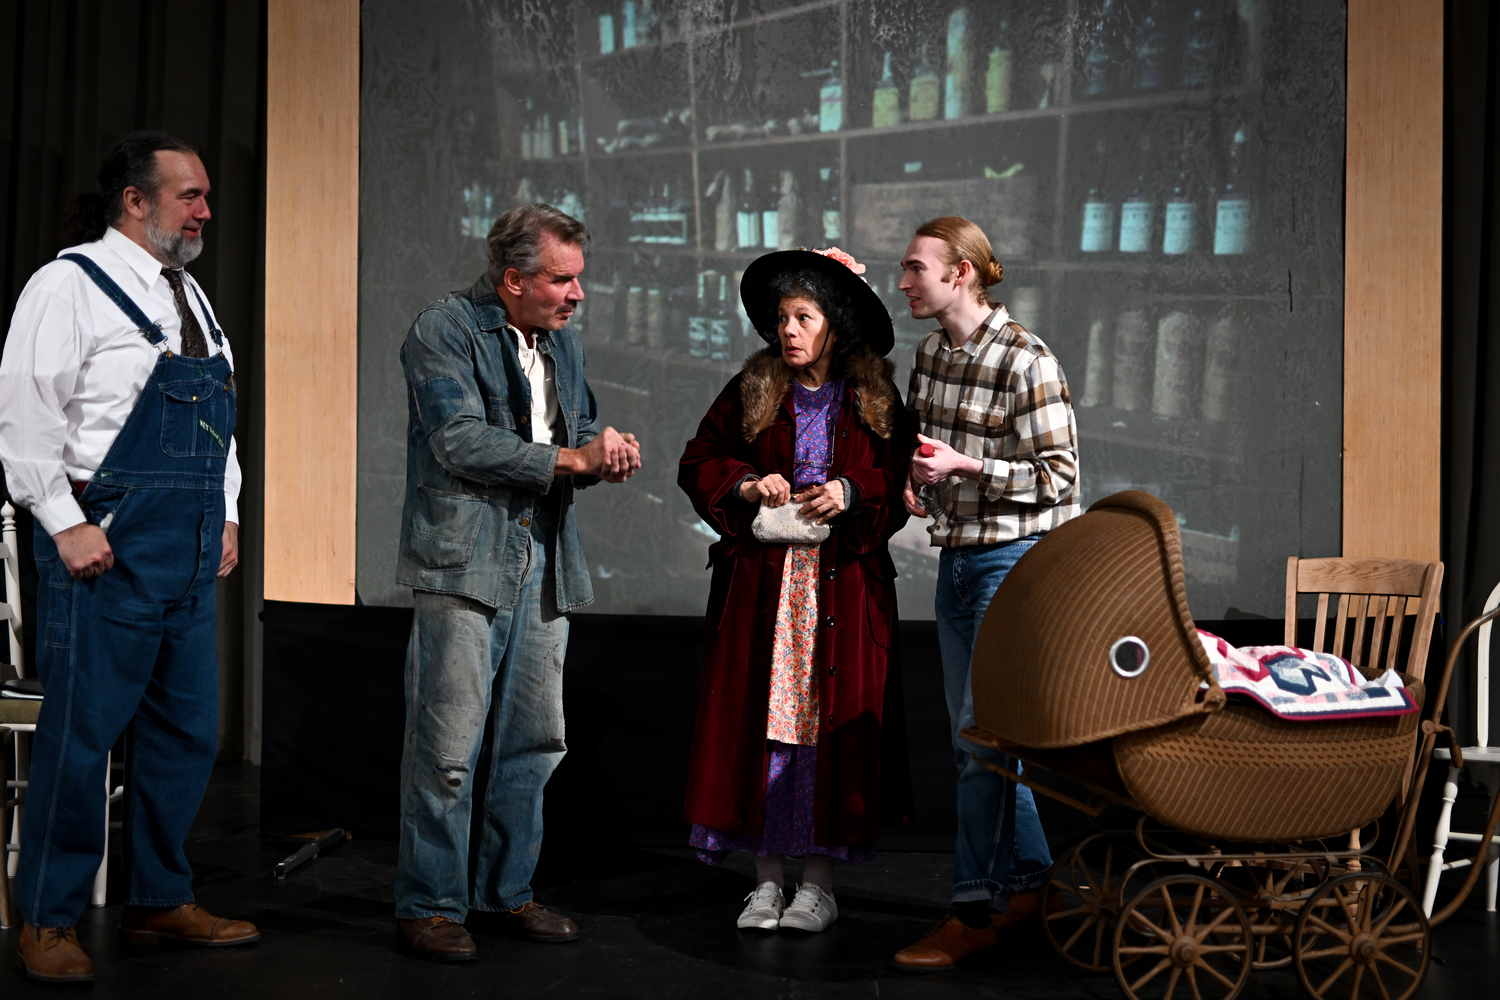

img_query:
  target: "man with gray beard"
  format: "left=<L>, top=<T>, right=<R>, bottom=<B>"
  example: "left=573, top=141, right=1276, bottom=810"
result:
left=0, top=131, right=257, bottom=982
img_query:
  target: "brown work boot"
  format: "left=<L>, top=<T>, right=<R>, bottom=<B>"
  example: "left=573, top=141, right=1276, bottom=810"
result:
left=119, top=902, right=261, bottom=946
left=15, top=923, right=93, bottom=983
left=398, top=916, right=477, bottom=962
left=500, top=901, right=579, bottom=943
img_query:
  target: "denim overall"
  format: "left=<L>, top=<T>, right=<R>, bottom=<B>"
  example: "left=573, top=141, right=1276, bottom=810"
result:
left=18, top=255, right=233, bottom=927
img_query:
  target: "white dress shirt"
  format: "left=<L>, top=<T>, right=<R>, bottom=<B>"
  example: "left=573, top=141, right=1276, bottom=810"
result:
left=508, top=325, right=561, bottom=447
left=0, top=227, right=241, bottom=537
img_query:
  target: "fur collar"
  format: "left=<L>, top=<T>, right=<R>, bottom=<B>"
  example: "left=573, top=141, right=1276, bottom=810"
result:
left=739, top=344, right=899, bottom=442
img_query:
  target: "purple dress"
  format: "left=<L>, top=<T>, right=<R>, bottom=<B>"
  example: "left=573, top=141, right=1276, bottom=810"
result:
left=690, top=377, right=874, bottom=864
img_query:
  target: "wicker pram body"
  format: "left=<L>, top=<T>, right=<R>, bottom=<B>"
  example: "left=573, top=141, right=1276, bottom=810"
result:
left=969, top=490, right=1423, bottom=843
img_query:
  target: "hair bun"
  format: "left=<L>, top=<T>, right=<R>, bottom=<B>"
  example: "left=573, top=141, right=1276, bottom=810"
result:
left=983, top=257, right=1004, bottom=286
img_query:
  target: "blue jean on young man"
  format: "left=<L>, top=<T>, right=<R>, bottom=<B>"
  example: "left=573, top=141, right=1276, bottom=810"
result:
left=394, top=500, right=569, bottom=923
left=935, top=533, right=1051, bottom=910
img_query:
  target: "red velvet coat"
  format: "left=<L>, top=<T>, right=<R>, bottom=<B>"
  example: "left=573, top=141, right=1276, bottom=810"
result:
left=677, top=345, right=915, bottom=848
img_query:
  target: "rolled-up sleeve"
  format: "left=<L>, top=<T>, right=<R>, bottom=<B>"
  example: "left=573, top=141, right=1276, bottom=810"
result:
left=0, top=285, right=88, bottom=536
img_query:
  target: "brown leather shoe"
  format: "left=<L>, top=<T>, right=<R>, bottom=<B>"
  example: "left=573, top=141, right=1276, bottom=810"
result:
left=892, top=891, right=1058, bottom=972
left=119, top=902, right=261, bottom=946
left=500, top=901, right=578, bottom=943
left=891, top=914, right=999, bottom=972
left=398, top=916, right=477, bottom=962
left=15, top=923, right=93, bottom=983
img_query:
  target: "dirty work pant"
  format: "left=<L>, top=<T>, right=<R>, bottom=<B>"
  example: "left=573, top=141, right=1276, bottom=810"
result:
left=935, top=534, right=1052, bottom=909
left=394, top=512, right=568, bottom=921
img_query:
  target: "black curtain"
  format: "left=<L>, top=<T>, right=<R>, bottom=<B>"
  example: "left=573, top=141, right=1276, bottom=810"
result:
left=1444, top=0, right=1500, bottom=744
left=0, top=0, right=268, bottom=759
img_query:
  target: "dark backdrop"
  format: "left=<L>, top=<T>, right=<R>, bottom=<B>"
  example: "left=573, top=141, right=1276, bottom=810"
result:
left=0, top=0, right=268, bottom=759
left=1444, top=0, right=1500, bottom=744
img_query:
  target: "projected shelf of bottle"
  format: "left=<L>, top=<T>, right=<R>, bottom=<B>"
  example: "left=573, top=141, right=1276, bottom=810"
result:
left=1075, top=407, right=1243, bottom=465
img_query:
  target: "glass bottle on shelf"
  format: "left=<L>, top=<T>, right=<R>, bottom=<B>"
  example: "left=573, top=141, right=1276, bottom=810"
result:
left=689, top=271, right=712, bottom=358
left=737, top=168, right=762, bottom=250
left=599, top=9, right=615, bottom=55
left=1118, top=137, right=1154, bottom=254
left=521, top=98, right=535, bottom=160
left=944, top=6, right=971, bottom=120
left=536, top=107, right=554, bottom=159
left=646, top=285, right=665, bottom=347
left=820, top=61, right=843, bottom=132
left=986, top=20, right=1012, bottom=114
left=707, top=169, right=735, bottom=252
left=1082, top=0, right=1122, bottom=99
left=1162, top=158, right=1199, bottom=255
left=909, top=44, right=940, bottom=121
left=1213, top=127, right=1251, bottom=255
left=1080, top=138, right=1115, bottom=253
left=1179, top=7, right=1219, bottom=89
left=820, top=167, right=841, bottom=243
left=1132, top=0, right=1168, bottom=90
left=873, top=52, right=902, bottom=128
left=776, top=170, right=799, bottom=250
left=708, top=272, right=734, bottom=362
left=761, top=172, right=780, bottom=250
left=622, top=0, right=638, bottom=49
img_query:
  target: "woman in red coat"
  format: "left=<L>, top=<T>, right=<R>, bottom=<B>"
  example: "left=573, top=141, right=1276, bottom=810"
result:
left=677, top=247, right=913, bottom=933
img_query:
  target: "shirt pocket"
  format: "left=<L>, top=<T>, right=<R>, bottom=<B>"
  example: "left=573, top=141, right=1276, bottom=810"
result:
left=956, top=398, right=1006, bottom=456
left=159, top=378, right=230, bottom=457
left=405, top=486, right=488, bottom=570
left=485, top=396, right=516, bottom=429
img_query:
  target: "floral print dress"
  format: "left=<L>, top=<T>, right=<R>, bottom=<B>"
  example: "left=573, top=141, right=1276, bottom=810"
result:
left=691, top=376, right=874, bottom=864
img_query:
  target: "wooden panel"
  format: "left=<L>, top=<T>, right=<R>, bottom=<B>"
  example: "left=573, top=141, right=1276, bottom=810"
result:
left=264, top=0, right=359, bottom=604
left=1344, top=1, right=1443, bottom=561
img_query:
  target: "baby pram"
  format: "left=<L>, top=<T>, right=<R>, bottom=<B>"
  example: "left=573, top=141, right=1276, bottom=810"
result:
left=960, top=491, right=1500, bottom=1000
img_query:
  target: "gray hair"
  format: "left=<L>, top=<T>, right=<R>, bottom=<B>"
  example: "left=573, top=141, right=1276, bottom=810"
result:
left=485, top=203, right=590, bottom=286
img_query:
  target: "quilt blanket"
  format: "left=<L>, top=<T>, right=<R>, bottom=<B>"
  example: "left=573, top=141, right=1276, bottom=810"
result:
left=1195, top=631, right=1420, bottom=721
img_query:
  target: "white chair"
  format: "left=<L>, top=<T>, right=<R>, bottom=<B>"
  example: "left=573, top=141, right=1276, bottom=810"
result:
left=1422, top=579, right=1500, bottom=915
left=1, top=501, right=121, bottom=927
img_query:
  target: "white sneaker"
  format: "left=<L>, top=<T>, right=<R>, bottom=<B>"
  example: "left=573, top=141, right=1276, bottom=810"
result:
left=737, top=881, right=785, bottom=930
left=779, top=883, right=837, bottom=932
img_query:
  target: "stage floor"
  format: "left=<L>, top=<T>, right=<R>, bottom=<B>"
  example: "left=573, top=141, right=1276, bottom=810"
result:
left=2, top=762, right=1496, bottom=999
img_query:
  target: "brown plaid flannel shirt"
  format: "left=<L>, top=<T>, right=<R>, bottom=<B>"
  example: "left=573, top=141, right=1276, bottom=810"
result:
left=906, top=305, right=1081, bottom=547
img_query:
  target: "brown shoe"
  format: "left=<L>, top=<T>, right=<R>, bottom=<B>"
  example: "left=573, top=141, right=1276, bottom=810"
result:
left=15, top=923, right=93, bottom=983
left=891, top=914, right=999, bottom=972
left=398, top=916, right=477, bottom=962
left=119, top=902, right=261, bottom=946
left=500, top=901, right=578, bottom=943
left=992, top=889, right=1056, bottom=929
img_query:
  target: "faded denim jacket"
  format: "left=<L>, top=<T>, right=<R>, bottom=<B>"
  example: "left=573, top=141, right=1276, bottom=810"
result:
left=396, top=274, right=600, bottom=612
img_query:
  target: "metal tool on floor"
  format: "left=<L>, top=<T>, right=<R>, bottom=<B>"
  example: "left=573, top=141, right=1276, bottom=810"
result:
left=273, top=828, right=350, bottom=879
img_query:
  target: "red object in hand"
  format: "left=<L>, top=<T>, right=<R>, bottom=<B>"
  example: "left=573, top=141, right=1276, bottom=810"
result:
left=918, top=443, right=935, bottom=457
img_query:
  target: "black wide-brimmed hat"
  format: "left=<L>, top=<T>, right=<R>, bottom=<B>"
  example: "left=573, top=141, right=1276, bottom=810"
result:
left=739, top=248, right=895, bottom=357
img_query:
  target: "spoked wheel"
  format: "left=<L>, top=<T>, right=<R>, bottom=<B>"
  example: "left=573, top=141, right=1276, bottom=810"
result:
left=1113, top=874, right=1254, bottom=1000
left=1292, top=873, right=1430, bottom=1000
left=1232, top=857, right=1328, bottom=970
left=1042, top=835, right=1151, bottom=971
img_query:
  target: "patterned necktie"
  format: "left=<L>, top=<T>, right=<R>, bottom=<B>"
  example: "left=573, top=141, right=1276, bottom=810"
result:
left=161, top=268, right=209, bottom=358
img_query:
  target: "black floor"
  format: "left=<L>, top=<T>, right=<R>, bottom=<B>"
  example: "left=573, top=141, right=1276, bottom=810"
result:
left=3, top=762, right=1497, bottom=999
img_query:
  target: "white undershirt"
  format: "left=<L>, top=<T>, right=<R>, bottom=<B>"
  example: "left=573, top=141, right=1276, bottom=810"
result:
left=0, top=227, right=241, bottom=536
left=508, top=325, right=560, bottom=447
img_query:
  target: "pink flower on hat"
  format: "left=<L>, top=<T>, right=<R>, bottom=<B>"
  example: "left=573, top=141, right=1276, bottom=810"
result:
left=814, top=246, right=866, bottom=275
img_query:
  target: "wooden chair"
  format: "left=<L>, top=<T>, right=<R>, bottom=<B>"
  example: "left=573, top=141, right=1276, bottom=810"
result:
left=1284, top=556, right=1445, bottom=875
left=1284, top=557, right=1444, bottom=682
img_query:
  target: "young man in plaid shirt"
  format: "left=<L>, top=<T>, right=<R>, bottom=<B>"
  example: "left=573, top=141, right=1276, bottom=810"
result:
left=890, top=216, right=1080, bottom=972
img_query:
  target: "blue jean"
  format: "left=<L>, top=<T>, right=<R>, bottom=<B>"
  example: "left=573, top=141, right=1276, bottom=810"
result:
left=19, top=489, right=222, bottom=927
left=936, top=535, right=1052, bottom=909
left=395, top=505, right=569, bottom=922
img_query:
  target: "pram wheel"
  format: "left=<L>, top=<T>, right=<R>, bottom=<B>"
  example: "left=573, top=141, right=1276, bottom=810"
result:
left=1042, top=835, right=1152, bottom=972
left=1292, top=873, right=1430, bottom=1000
left=1113, top=874, right=1253, bottom=1000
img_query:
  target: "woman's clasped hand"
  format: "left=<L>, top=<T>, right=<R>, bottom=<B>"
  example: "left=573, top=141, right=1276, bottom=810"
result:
left=741, top=475, right=846, bottom=524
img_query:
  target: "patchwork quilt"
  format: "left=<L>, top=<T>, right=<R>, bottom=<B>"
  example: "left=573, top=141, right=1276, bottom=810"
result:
left=1195, top=631, right=1420, bottom=721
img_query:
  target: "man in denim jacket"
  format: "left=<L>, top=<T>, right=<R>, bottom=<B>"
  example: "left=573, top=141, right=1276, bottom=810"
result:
left=393, top=205, right=640, bottom=961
